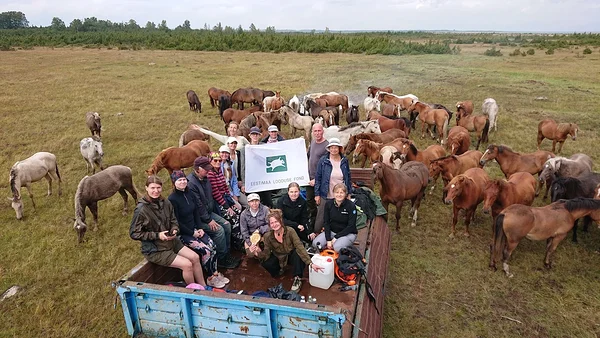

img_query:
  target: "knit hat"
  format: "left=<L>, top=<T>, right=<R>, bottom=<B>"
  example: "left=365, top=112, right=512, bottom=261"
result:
left=170, top=170, right=186, bottom=183
left=193, top=156, right=213, bottom=171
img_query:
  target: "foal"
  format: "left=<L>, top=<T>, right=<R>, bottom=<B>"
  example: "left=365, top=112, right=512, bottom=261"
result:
left=428, top=150, right=483, bottom=195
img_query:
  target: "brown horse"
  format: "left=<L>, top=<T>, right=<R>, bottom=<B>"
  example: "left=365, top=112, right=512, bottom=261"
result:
left=376, top=116, right=411, bottom=135
left=443, top=168, right=490, bottom=237
left=238, top=112, right=261, bottom=139
left=145, top=140, right=211, bottom=176
left=305, top=99, right=339, bottom=124
left=446, top=126, right=471, bottom=155
left=482, top=172, right=537, bottom=219
left=320, top=93, right=349, bottom=117
left=230, top=87, right=263, bottom=109
left=186, top=90, right=202, bottom=113
left=373, top=161, right=429, bottom=230
left=208, top=87, right=231, bottom=108
left=257, top=110, right=285, bottom=137
left=397, top=139, right=446, bottom=167
left=456, top=109, right=489, bottom=150
left=428, top=150, right=483, bottom=195
left=178, top=125, right=210, bottom=147
left=222, top=104, right=263, bottom=126
left=352, top=138, right=407, bottom=168
left=377, top=92, right=417, bottom=113
left=345, top=129, right=406, bottom=156
left=263, top=91, right=285, bottom=112
left=368, top=86, right=393, bottom=98
left=537, top=119, right=579, bottom=153
left=491, top=198, right=600, bottom=277
left=456, top=100, right=474, bottom=115
left=407, top=101, right=449, bottom=144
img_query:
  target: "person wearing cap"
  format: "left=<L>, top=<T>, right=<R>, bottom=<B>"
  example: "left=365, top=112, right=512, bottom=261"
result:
left=239, top=126, right=262, bottom=195
left=306, top=122, right=329, bottom=231
left=260, top=125, right=285, bottom=144
left=130, top=175, right=206, bottom=286
left=187, top=156, right=240, bottom=269
left=310, top=137, right=352, bottom=247
left=239, top=193, right=270, bottom=257
left=218, top=144, right=244, bottom=208
left=167, top=170, right=228, bottom=289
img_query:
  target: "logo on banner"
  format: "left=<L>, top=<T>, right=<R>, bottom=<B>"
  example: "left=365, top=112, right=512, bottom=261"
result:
left=266, top=155, right=287, bottom=173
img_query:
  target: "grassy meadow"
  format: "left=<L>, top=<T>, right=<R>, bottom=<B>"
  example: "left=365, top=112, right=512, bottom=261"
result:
left=0, top=45, right=599, bottom=337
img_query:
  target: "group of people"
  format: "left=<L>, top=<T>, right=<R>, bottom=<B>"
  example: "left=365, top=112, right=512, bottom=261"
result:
left=129, top=121, right=360, bottom=292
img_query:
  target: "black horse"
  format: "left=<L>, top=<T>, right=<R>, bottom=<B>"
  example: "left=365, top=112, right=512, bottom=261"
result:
left=218, top=95, right=231, bottom=121
left=346, top=105, right=360, bottom=124
left=551, top=173, right=600, bottom=242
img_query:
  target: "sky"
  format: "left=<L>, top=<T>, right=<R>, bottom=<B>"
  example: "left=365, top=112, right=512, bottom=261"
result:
left=1, top=0, right=599, bottom=32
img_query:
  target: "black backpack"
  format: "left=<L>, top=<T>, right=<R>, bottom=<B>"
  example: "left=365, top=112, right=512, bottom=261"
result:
left=352, top=188, right=376, bottom=221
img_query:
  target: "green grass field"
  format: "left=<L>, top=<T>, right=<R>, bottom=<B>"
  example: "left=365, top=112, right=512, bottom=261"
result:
left=0, top=45, right=599, bottom=337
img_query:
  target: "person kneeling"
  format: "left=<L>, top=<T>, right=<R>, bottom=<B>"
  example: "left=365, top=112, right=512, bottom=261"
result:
left=240, top=193, right=270, bottom=257
left=312, top=183, right=357, bottom=252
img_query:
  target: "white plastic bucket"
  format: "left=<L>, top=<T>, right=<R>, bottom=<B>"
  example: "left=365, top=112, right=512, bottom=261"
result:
left=309, top=254, right=335, bottom=290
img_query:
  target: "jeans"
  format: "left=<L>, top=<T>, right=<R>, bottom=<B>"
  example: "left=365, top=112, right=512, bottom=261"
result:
left=198, top=212, right=231, bottom=260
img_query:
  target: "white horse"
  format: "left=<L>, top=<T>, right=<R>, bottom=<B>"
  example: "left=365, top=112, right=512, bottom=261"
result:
left=195, top=126, right=249, bottom=150
left=9, top=152, right=62, bottom=220
left=288, top=95, right=300, bottom=114
left=363, top=97, right=381, bottom=112
left=322, top=120, right=382, bottom=147
left=279, top=106, right=314, bottom=141
left=482, top=98, right=499, bottom=132
left=80, top=137, right=104, bottom=174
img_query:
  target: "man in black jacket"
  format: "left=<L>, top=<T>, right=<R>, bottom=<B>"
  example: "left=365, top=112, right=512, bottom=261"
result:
left=187, top=156, right=240, bottom=269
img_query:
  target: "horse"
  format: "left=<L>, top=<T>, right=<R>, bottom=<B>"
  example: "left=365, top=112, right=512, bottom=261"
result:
left=446, top=126, right=471, bottom=155
left=73, top=165, right=138, bottom=243
left=80, top=136, right=104, bottom=174
left=346, top=105, right=360, bottom=124
left=491, top=198, right=600, bottom=277
left=195, top=126, right=249, bottom=150
left=186, top=90, right=202, bottom=113
left=85, top=111, right=101, bottom=138
left=363, top=97, right=381, bottom=112
left=443, top=168, right=490, bottom=237
left=482, top=98, right=498, bottom=132
left=222, top=104, right=263, bottom=127
left=257, top=109, right=286, bottom=135
left=231, top=87, right=264, bottom=109
left=397, top=139, right=446, bottom=167
left=319, top=93, right=349, bottom=118
left=178, top=125, right=210, bottom=147
left=263, top=91, right=285, bottom=112
left=352, top=138, right=407, bottom=168
left=344, top=129, right=407, bottom=156
left=537, top=119, right=579, bottom=154
left=407, top=101, right=449, bottom=144
left=376, top=116, right=411, bottom=135
left=427, top=150, right=483, bottom=195
left=145, top=140, right=211, bottom=176
left=218, top=95, right=231, bottom=120
left=9, top=152, right=62, bottom=220
left=537, top=153, right=593, bottom=199
left=305, top=98, right=339, bottom=124
left=238, top=112, right=261, bottom=139
left=479, top=144, right=554, bottom=180
left=376, top=92, right=417, bottom=113
left=280, top=106, right=313, bottom=141
left=323, top=120, right=382, bottom=147
left=318, top=108, right=336, bottom=127
left=380, top=103, right=398, bottom=118
left=208, top=87, right=231, bottom=108
left=456, top=100, right=473, bottom=116
left=368, top=86, right=393, bottom=98
left=373, top=161, right=429, bottom=230
left=289, top=95, right=300, bottom=114
left=482, top=172, right=537, bottom=219
left=456, top=109, right=489, bottom=150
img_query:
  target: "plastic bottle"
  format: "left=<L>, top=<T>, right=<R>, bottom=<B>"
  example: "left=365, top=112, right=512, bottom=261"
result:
left=300, top=296, right=306, bottom=303
left=308, top=295, right=313, bottom=303
left=316, top=242, right=322, bottom=251
left=312, top=297, right=317, bottom=304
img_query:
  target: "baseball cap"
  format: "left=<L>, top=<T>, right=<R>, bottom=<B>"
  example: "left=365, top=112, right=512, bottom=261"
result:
left=247, top=193, right=260, bottom=201
left=219, top=145, right=230, bottom=153
left=249, top=126, right=261, bottom=135
left=268, top=125, right=278, bottom=132
left=227, top=136, right=238, bottom=144
left=193, top=157, right=213, bottom=171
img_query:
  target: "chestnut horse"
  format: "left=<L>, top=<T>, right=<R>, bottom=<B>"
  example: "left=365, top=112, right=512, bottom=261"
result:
left=491, top=198, right=600, bottom=277
left=376, top=116, right=411, bottom=135
left=178, top=125, right=210, bottom=147
left=368, top=86, right=393, bottom=98
left=397, top=139, right=446, bottom=167
left=373, top=161, right=429, bottom=230
left=456, top=100, right=474, bottom=116
left=208, top=87, right=231, bottom=108
left=222, top=104, right=263, bottom=126
left=263, top=91, right=285, bottom=112
left=456, top=109, right=489, bottom=150
left=352, top=138, right=407, bottom=168
left=443, top=168, right=490, bottom=237
left=446, top=126, right=471, bottom=155
left=537, top=119, right=579, bottom=153
left=407, top=101, right=449, bottom=144
left=376, top=92, right=417, bottom=114
left=231, top=87, right=264, bottom=109
left=428, top=150, right=483, bottom=195
left=145, top=140, right=211, bottom=176
left=186, top=90, right=201, bottom=113
left=345, top=129, right=407, bottom=155
left=482, top=172, right=537, bottom=219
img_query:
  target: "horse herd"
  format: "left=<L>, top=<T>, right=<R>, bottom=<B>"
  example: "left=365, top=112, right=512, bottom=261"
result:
left=8, top=84, right=596, bottom=277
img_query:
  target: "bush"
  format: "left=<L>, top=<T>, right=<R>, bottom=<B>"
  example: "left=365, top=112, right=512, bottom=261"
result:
left=527, top=48, right=535, bottom=55
left=545, top=48, right=554, bottom=55
left=509, top=48, right=521, bottom=56
left=583, top=48, right=592, bottom=54
left=484, top=47, right=502, bottom=56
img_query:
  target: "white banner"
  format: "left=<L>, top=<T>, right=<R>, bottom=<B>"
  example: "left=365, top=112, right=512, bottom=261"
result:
left=244, top=138, right=310, bottom=193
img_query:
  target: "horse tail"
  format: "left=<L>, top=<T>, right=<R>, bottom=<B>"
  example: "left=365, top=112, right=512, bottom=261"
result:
left=482, top=118, right=490, bottom=143
left=492, top=214, right=506, bottom=265
left=178, top=131, right=186, bottom=147
left=442, top=116, right=449, bottom=143
left=55, top=162, right=61, bottom=181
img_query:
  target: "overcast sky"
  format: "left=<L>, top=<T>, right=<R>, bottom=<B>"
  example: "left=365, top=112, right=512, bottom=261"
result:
left=2, top=0, right=599, bottom=32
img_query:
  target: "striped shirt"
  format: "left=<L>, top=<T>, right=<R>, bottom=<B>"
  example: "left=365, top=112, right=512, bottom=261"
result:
left=207, top=168, right=230, bottom=207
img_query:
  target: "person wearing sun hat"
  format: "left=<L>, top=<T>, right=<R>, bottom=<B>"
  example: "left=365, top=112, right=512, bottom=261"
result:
left=309, top=137, right=352, bottom=247
left=260, top=125, right=285, bottom=144
left=167, top=170, right=228, bottom=288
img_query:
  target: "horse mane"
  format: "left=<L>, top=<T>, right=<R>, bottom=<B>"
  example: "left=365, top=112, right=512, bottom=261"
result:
left=496, top=145, right=516, bottom=154
left=556, top=123, right=572, bottom=134
left=9, top=166, right=19, bottom=196
left=553, top=176, right=583, bottom=193
left=431, top=155, right=457, bottom=163
left=74, top=176, right=89, bottom=222
left=339, top=122, right=363, bottom=131
left=408, top=143, right=418, bottom=155
left=563, top=197, right=600, bottom=212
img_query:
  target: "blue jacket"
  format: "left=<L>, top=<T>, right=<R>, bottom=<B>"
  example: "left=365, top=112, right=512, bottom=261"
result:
left=186, top=172, right=217, bottom=224
left=220, top=160, right=241, bottom=197
left=314, top=154, right=352, bottom=199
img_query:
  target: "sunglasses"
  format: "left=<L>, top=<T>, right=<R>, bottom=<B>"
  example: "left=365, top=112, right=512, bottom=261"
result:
left=212, top=159, right=222, bottom=163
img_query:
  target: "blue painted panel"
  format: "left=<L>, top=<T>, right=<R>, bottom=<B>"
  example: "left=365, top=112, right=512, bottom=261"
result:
left=277, top=312, right=340, bottom=337
left=139, top=319, right=185, bottom=337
